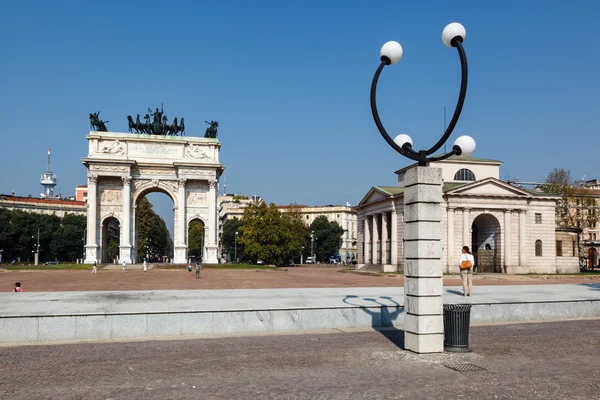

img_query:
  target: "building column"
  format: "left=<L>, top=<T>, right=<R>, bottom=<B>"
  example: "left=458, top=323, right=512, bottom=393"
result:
left=504, top=209, right=512, bottom=270
left=519, top=210, right=527, bottom=267
left=364, top=216, right=371, bottom=264
left=205, top=179, right=219, bottom=264
left=372, top=214, right=380, bottom=264
left=404, top=167, right=444, bottom=354
left=447, top=207, right=455, bottom=272
left=119, top=177, right=132, bottom=263
left=462, top=208, right=470, bottom=249
left=174, top=179, right=188, bottom=264
left=391, top=206, right=398, bottom=264
left=84, top=175, right=99, bottom=263
left=382, top=212, right=394, bottom=271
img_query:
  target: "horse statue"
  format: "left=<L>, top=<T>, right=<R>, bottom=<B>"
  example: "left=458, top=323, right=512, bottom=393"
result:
left=135, top=114, right=145, bottom=134
left=127, top=115, right=136, bottom=133
left=89, top=112, right=109, bottom=132
left=143, top=114, right=152, bottom=134
left=166, top=117, right=178, bottom=135
left=204, top=120, right=218, bottom=138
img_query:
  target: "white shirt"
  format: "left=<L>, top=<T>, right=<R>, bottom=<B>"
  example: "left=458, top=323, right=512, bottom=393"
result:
left=458, top=253, right=475, bottom=268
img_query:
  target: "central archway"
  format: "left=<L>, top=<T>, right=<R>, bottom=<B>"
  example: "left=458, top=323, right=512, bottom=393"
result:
left=471, top=213, right=501, bottom=273
left=133, top=187, right=175, bottom=264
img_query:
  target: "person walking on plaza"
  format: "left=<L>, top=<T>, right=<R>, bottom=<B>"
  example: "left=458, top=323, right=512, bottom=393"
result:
left=91, top=260, right=97, bottom=274
left=187, top=263, right=193, bottom=276
left=121, top=259, right=127, bottom=273
left=143, top=258, right=148, bottom=272
left=458, top=246, right=475, bottom=296
left=12, top=282, right=23, bottom=292
left=195, top=261, right=201, bottom=278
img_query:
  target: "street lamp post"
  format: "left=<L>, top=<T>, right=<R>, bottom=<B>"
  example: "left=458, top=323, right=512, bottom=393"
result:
left=369, top=23, right=475, bottom=354
left=234, top=231, right=239, bottom=263
left=82, top=228, right=86, bottom=264
left=32, top=228, right=40, bottom=266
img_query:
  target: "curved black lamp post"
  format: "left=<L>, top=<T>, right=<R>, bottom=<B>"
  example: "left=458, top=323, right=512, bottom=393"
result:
left=370, top=23, right=476, bottom=166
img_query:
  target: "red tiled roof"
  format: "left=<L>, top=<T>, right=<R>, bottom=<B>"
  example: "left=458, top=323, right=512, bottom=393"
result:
left=0, top=195, right=86, bottom=206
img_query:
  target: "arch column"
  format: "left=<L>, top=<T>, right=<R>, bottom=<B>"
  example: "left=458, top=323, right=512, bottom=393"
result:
left=390, top=207, right=398, bottom=266
left=204, top=179, right=219, bottom=264
left=364, top=216, right=371, bottom=263
left=119, top=176, right=132, bottom=263
left=462, top=208, right=470, bottom=248
left=173, top=178, right=188, bottom=264
left=84, top=175, right=99, bottom=263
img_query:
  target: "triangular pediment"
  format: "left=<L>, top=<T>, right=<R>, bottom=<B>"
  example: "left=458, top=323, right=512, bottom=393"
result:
left=359, top=186, right=402, bottom=206
left=445, top=178, right=535, bottom=198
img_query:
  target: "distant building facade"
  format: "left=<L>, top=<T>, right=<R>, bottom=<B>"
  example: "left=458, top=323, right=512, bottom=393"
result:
left=356, top=157, right=579, bottom=274
left=0, top=194, right=86, bottom=217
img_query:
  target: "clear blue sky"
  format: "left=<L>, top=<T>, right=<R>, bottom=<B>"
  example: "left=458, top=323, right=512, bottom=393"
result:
left=1, top=0, right=599, bottom=235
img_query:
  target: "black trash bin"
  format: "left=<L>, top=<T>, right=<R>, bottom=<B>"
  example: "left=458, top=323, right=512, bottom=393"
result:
left=443, top=304, right=472, bottom=352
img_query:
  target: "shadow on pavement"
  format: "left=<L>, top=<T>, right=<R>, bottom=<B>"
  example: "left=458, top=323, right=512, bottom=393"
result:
left=343, top=295, right=405, bottom=350
left=578, top=283, right=600, bottom=291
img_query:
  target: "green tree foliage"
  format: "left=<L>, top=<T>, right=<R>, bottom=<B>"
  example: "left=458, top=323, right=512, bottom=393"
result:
left=238, top=202, right=306, bottom=266
left=222, top=218, right=244, bottom=262
left=305, top=215, right=344, bottom=262
left=188, top=219, right=205, bottom=261
left=135, top=197, right=173, bottom=261
left=0, top=209, right=84, bottom=263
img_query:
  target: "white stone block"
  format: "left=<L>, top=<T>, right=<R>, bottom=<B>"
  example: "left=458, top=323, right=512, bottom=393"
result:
left=243, top=310, right=275, bottom=332
left=76, top=315, right=111, bottom=340
left=112, top=314, right=147, bottom=338
left=147, top=314, right=181, bottom=337
left=405, top=332, right=444, bottom=353
left=404, top=259, right=443, bottom=277
left=330, top=308, right=356, bottom=329
left=180, top=312, right=213, bottom=335
left=299, top=309, right=330, bottom=331
left=382, top=264, right=398, bottom=273
left=273, top=310, right=303, bottom=331
left=404, top=185, right=443, bottom=205
left=213, top=311, right=244, bottom=333
left=405, top=296, right=443, bottom=315
left=404, top=221, right=442, bottom=241
left=404, top=167, right=443, bottom=186
left=404, top=203, right=442, bottom=222
left=404, top=277, right=444, bottom=296
left=404, top=240, right=442, bottom=259
left=39, top=316, right=77, bottom=342
left=0, top=317, right=38, bottom=343
left=404, top=314, right=443, bottom=334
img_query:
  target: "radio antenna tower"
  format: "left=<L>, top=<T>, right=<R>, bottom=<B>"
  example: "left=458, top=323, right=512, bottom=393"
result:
left=40, top=148, right=57, bottom=198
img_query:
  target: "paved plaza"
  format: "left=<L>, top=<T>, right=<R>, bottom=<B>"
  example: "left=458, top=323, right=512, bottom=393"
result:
left=0, top=319, right=599, bottom=399
left=2, top=267, right=600, bottom=292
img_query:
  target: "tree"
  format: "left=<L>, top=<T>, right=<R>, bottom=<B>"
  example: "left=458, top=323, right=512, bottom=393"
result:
left=135, top=197, right=173, bottom=261
left=222, top=218, right=244, bottom=262
left=188, top=220, right=205, bottom=261
left=239, top=201, right=306, bottom=266
left=305, top=215, right=344, bottom=262
left=543, top=168, right=600, bottom=263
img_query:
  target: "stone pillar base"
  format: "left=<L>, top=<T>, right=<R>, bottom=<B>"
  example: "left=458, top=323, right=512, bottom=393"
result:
left=174, top=245, right=188, bottom=264
left=119, top=245, right=132, bottom=264
left=84, top=245, right=98, bottom=264
left=204, top=245, right=219, bottom=264
left=405, top=332, right=444, bottom=353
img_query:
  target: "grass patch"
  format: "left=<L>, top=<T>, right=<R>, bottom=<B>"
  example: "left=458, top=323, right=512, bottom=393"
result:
left=3, top=264, right=93, bottom=271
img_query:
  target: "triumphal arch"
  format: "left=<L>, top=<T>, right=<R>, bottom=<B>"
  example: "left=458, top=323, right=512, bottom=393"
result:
left=82, top=131, right=223, bottom=264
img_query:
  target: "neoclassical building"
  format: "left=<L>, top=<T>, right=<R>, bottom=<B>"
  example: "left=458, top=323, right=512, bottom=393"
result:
left=357, top=157, right=579, bottom=274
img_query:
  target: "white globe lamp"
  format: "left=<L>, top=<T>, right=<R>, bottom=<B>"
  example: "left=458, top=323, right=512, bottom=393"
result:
left=380, top=41, right=403, bottom=65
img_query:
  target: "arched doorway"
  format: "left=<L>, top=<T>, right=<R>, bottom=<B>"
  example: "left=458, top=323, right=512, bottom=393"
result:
left=188, top=218, right=206, bottom=263
left=590, top=247, right=598, bottom=269
left=101, top=216, right=120, bottom=264
left=471, top=214, right=501, bottom=273
left=133, top=189, right=174, bottom=264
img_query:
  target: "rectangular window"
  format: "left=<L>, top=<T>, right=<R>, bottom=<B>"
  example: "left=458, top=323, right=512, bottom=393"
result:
left=535, top=213, right=542, bottom=224
left=556, top=241, right=562, bottom=256
left=573, top=241, right=576, bottom=256
left=594, top=233, right=597, bottom=241
left=337, top=214, right=340, bottom=218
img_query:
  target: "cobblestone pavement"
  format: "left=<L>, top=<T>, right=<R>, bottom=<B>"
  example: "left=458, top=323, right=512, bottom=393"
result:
left=2, top=267, right=599, bottom=292
left=0, top=320, right=599, bottom=399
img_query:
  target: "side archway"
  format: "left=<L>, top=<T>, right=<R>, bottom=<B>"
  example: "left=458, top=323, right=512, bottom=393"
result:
left=100, top=215, right=121, bottom=264
left=471, top=213, right=501, bottom=273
